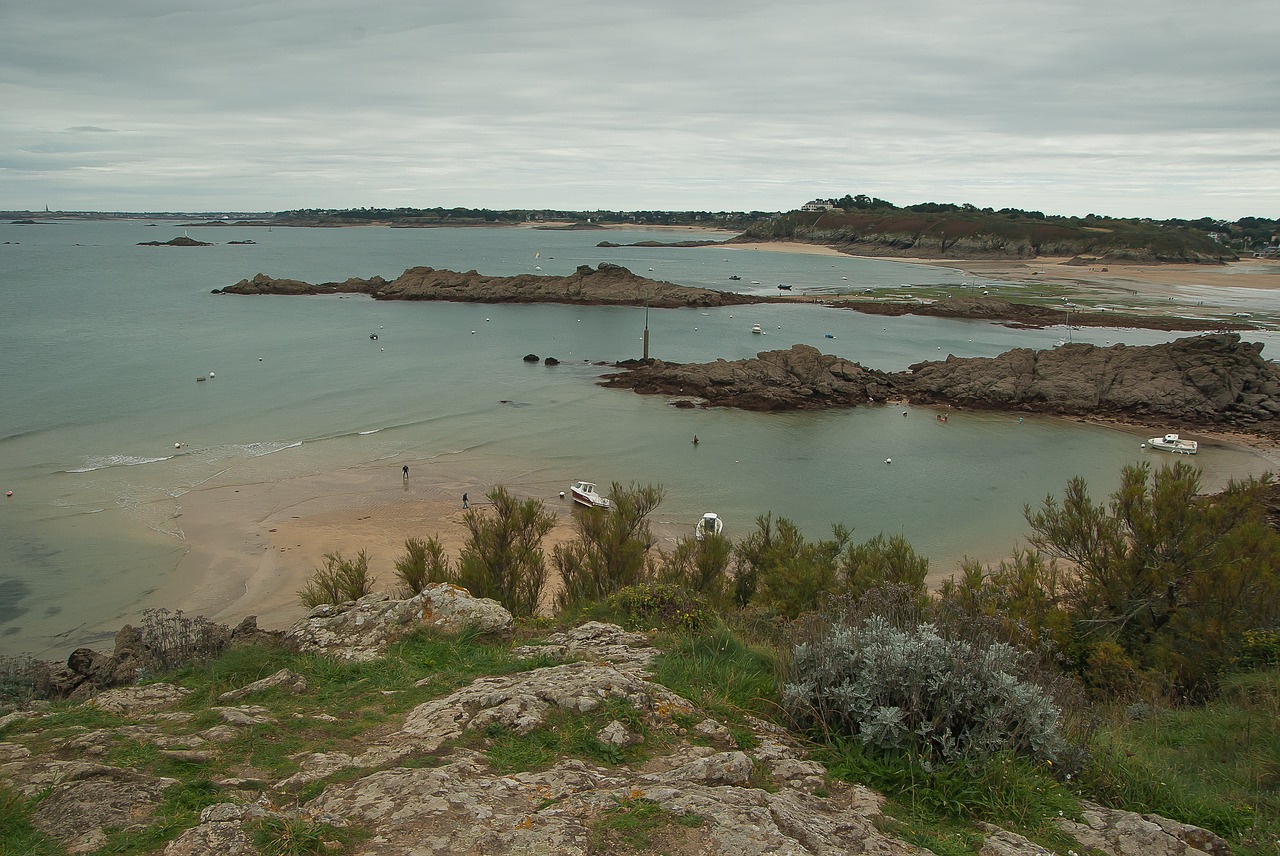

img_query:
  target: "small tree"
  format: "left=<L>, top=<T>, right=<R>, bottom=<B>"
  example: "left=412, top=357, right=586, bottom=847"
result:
left=298, top=550, right=375, bottom=608
left=734, top=513, right=849, bottom=617
left=456, top=487, right=555, bottom=617
left=1026, top=461, right=1280, bottom=696
left=839, top=533, right=930, bottom=602
left=394, top=536, right=453, bottom=596
left=658, top=531, right=734, bottom=606
left=554, top=482, right=664, bottom=609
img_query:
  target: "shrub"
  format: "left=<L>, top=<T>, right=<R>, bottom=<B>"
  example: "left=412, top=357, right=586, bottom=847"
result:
left=657, top=532, right=733, bottom=606
left=456, top=487, right=554, bottom=617
left=138, top=608, right=232, bottom=672
left=394, top=536, right=453, bottom=596
left=1026, top=462, right=1280, bottom=698
left=298, top=550, right=375, bottom=608
left=784, top=615, right=1066, bottom=766
left=553, top=482, right=664, bottom=610
left=839, top=533, right=930, bottom=600
left=0, top=656, right=54, bottom=709
left=607, top=583, right=707, bottom=632
left=733, top=514, right=848, bottom=617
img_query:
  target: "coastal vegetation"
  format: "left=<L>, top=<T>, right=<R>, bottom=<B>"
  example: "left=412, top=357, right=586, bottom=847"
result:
left=4, top=465, right=1279, bottom=853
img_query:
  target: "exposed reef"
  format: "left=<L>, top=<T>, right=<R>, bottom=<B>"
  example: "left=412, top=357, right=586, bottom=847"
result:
left=137, top=236, right=212, bottom=247
left=601, top=334, right=1280, bottom=432
left=827, top=296, right=1251, bottom=332
left=216, top=263, right=764, bottom=308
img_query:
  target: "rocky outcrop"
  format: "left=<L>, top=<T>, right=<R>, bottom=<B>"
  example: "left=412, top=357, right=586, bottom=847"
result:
left=1056, top=800, right=1232, bottom=856
left=285, top=584, right=514, bottom=661
left=0, top=616, right=1238, bottom=856
left=600, top=344, right=900, bottom=411
left=217, top=263, right=763, bottom=308
left=904, top=333, right=1280, bottom=426
left=601, top=335, right=1280, bottom=430
left=831, top=296, right=1241, bottom=333
left=137, top=235, right=211, bottom=247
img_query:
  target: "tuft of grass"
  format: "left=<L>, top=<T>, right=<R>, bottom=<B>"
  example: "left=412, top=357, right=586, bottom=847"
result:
left=251, top=815, right=364, bottom=856
left=649, top=623, right=781, bottom=725
left=588, top=796, right=703, bottom=853
left=0, top=784, right=63, bottom=856
left=819, top=738, right=1079, bottom=851
left=478, top=698, right=665, bottom=774
left=92, top=779, right=224, bottom=854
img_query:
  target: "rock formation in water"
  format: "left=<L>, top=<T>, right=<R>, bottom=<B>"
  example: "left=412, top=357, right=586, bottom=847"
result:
left=601, top=344, right=900, bottom=411
left=137, top=235, right=212, bottom=247
left=602, top=334, right=1280, bottom=430
left=829, top=295, right=1245, bottom=333
left=216, top=263, right=763, bottom=308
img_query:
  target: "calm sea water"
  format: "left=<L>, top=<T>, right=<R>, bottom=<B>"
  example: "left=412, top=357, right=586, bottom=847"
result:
left=1, top=220, right=1273, bottom=657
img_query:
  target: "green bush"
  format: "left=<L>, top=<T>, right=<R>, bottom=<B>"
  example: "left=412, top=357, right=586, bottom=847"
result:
left=456, top=487, right=554, bottom=617
left=785, top=615, right=1066, bottom=766
left=298, top=550, right=375, bottom=608
left=394, top=536, right=453, bottom=596
left=553, top=482, right=664, bottom=610
left=607, top=583, right=707, bottom=632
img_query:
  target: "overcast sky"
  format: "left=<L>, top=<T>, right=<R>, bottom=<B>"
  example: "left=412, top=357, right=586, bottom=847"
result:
left=3, top=0, right=1277, bottom=219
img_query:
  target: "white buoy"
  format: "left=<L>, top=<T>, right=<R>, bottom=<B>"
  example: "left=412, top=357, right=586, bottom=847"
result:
left=559, top=491, right=565, bottom=499
left=175, top=442, right=181, bottom=449
left=208, top=371, right=215, bottom=378
left=885, top=458, right=892, bottom=464
left=258, top=357, right=263, bottom=361
left=381, top=348, right=385, bottom=351
left=471, top=331, right=476, bottom=334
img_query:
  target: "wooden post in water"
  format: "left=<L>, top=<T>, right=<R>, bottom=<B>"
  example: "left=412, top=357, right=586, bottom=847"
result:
left=643, top=290, right=650, bottom=361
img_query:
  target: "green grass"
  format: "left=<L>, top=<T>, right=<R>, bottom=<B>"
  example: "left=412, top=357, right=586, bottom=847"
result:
left=588, top=796, right=703, bottom=852
left=0, top=784, right=64, bottom=856
left=1075, top=669, right=1280, bottom=854
left=648, top=623, right=781, bottom=727
left=479, top=698, right=666, bottom=774
left=250, top=815, right=365, bottom=856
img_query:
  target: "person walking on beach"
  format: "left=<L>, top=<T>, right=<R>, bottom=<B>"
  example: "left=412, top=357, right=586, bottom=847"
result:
left=462, top=492, right=469, bottom=509
left=402, top=465, right=409, bottom=479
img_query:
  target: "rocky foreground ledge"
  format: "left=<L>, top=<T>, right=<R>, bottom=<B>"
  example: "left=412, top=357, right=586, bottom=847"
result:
left=0, top=585, right=1231, bottom=855
left=601, top=334, right=1280, bottom=431
left=216, top=263, right=763, bottom=309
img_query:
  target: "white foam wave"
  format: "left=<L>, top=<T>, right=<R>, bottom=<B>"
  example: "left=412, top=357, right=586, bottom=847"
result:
left=240, top=441, right=303, bottom=457
left=66, top=454, right=172, bottom=473
left=358, top=429, right=382, bottom=435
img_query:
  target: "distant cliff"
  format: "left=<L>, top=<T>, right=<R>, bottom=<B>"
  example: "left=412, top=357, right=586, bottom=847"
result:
left=216, top=263, right=765, bottom=309
left=740, top=209, right=1238, bottom=263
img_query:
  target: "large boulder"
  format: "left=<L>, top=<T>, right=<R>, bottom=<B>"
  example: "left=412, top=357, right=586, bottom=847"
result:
left=285, top=584, right=513, bottom=661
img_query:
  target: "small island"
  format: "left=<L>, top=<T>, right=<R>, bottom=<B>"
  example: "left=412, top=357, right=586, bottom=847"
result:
left=137, top=235, right=212, bottom=247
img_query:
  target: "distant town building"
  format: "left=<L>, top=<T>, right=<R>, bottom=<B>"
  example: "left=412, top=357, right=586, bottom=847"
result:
left=800, top=199, right=836, bottom=212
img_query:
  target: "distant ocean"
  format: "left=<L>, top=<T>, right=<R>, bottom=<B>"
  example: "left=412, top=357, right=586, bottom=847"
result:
left=0, top=220, right=1272, bottom=657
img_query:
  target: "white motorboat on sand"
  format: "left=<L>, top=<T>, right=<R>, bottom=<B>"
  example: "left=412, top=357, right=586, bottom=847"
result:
left=695, top=512, right=723, bottom=541
left=1145, top=433, right=1198, bottom=455
left=569, top=481, right=611, bottom=509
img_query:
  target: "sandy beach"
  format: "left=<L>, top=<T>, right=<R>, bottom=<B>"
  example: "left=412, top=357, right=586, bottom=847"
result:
left=152, top=246, right=1280, bottom=636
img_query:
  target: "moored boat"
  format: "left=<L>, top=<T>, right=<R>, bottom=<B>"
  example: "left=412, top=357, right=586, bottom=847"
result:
left=751, top=324, right=763, bottom=334
left=569, top=480, right=611, bottom=509
left=1146, top=433, right=1198, bottom=454
left=695, top=512, right=723, bottom=541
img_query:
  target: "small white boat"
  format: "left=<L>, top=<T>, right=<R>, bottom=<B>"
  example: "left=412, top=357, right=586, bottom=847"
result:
left=1147, top=433, right=1198, bottom=455
left=694, top=512, right=723, bottom=541
left=569, top=480, right=611, bottom=509
left=751, top=324, right=763, bottom=334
